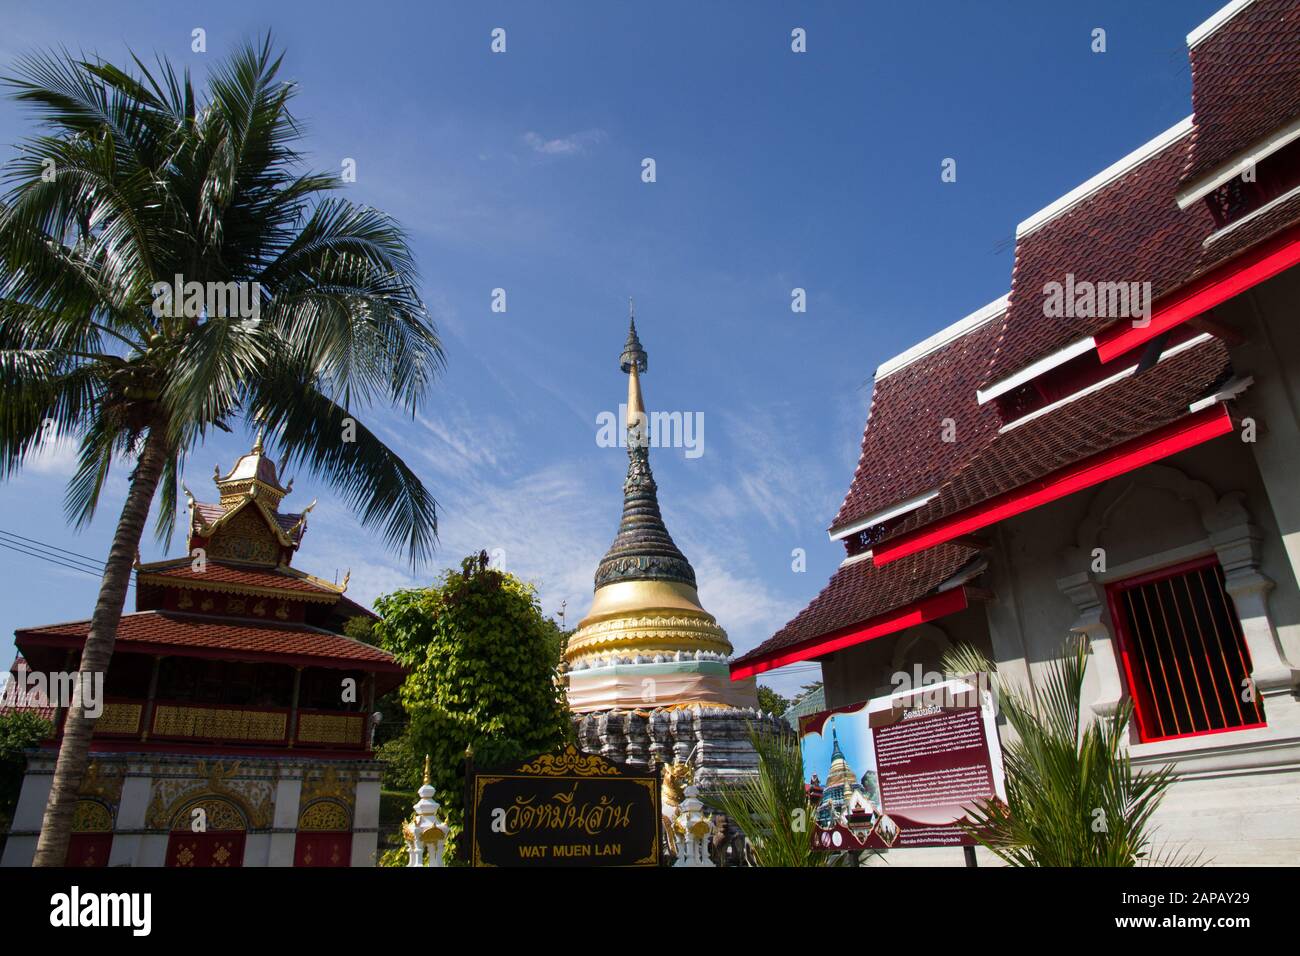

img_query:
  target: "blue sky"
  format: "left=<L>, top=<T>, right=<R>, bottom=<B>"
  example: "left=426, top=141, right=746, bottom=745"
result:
left=802, top=707, right=875, bottom=788
left=0, top=1, right=1224, bottom=698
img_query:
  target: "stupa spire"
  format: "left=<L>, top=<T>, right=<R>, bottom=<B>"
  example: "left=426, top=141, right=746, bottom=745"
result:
left=562, top=305, right=750, bottom=714
left=623, top=300, right=647, bottom=424
left=594, top=310, right=696, bottom=590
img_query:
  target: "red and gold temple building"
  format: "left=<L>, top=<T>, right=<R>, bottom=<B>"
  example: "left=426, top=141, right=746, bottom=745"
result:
left=734, top=0, right=1300, bottom=864
left=1, top=434, right=403, bottom=867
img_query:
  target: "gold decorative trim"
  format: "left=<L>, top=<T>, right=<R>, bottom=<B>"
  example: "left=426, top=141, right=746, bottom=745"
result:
left=194, top=496, right=298, bottom=548
left=95, top=702, right=143, bottom=735
left=301, top=766, right=358, bottom=808
left=153, top=704, right=287, bottom=742
left=145, top=760, right=274, bottom=830
left=296, top=713, right=364, bottom=745
left=517, top=744, right=621, bottom=777
left=565, top=610, right=733, bottom=659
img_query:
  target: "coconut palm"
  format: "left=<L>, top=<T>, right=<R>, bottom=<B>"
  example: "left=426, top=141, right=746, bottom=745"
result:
left=941, top=637, right=1198, bottom=866
left=0, top=37, right=444, bottom=865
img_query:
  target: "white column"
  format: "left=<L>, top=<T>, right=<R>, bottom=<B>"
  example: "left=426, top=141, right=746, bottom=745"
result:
left=351, top=775, right=381, bottom=867
left=267, top=773, right=302, bottom=866
left=1211, top=522, right=1298, bottom=694
left=0, top=770, right=51, bottom=867
left=1058, top=570, right=1125, bottom=718
left=107, top=772, right=152, bottom=866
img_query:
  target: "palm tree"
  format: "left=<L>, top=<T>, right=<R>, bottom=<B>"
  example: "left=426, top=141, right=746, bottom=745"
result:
left=941, top=638, right=1198, bottom=866
left=0, top=38, right=444, bottom=865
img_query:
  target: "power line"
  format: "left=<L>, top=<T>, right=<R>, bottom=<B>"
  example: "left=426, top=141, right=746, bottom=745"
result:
left=0, top=528, right=105, bottom=565
left=0, top=536, right=101, bottom=575
left=0, top=528, right=134, bottom=590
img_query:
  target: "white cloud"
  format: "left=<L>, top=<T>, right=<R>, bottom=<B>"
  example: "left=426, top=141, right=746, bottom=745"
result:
left=25, top=430, right=79, bottom=477
left=522, top=129, right=606, bottom=156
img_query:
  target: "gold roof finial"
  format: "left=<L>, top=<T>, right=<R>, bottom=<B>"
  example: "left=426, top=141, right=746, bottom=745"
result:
left=422, top=753, right=431, bottom=786
left=621, top=299, right=648, bottom=428
left=251, top=423, right=266, bottom=454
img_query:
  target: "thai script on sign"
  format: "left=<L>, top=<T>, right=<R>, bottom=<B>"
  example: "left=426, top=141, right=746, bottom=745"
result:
left=497, top=785, right=634, bottom=836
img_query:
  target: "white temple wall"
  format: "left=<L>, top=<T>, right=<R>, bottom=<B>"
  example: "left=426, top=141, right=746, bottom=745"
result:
left=986, top=433, right=1300, bottom=865
left=1218, top=267, right=1300, bottom=610
left=1, top=751, right=382, bottom=867
left=815, top=390, right=1300, bottom=864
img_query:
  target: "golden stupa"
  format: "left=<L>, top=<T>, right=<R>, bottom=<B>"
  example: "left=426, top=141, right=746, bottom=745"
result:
left=563, top=311, right=758, bottom=713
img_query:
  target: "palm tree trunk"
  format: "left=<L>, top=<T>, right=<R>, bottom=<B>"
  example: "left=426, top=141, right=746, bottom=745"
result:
left=31, top=424, right=170, bottom=867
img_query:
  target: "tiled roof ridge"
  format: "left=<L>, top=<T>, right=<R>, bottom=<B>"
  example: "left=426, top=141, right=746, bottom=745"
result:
left=733, top=544, right=979, bottom=667
left=16, top=609, right=398, bottom=667
left=1016, top=118, right=1194, bottom=241
left=830, top=383, right=884, bottom=533
left=1187, top=0, right=1258, bottom=48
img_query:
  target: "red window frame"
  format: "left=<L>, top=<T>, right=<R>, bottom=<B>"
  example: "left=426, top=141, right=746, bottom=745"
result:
left=1105, top=555, right=1266, bottom=743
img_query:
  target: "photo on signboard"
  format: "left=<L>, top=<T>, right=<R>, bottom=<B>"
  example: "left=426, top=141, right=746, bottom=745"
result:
left=799, top=678, right=1006, bottom=852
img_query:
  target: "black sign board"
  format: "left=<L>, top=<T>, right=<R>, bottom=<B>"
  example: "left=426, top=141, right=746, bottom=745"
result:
left=466, top=744, right=661, bottom=867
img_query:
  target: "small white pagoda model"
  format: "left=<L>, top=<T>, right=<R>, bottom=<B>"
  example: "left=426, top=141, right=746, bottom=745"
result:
left=402, top=756, right=448, bottom=868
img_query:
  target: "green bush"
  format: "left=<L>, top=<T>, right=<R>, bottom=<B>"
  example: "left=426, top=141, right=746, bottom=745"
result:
left=373, top=553, right=572, bottom=860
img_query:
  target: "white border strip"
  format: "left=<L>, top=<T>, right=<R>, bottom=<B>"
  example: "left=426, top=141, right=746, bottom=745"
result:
left=1177, top=114, right=1300, bottom=210
left=1203, top=180, right=1300, bottom=246
left=829, top=488, right=940, bottom=542
left=1188, top=0, right=1257, bottom=48
left=1016, top=118, right=1194, bottom=239
left=875, top=294, right=1009, bottom=381
left=997, top=333, right=1215, bottom=435
left=837, top=549, right=874, bottom=569
left=937, top=556, right=988, bottom=592
left=977, top=335, right=1096, bottom=405
left=1189, top=375, right=1253, bottom=412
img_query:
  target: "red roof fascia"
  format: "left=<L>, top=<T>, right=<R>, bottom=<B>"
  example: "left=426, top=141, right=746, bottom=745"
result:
left=872, top=403, right=1235, bottom=566
left=1095, top=222, right=1300, bottom=363
left=729, top=587, right=970, bottom=681
left=17, top=631, right=404, bottom=673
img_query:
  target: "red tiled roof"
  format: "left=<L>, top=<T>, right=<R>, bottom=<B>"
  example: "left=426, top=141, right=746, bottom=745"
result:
left=1181, top=0, right=1300, bottom=187
left=879, top=338, right=1232, bottom=546
left=138, top=560, right=341, bottom=597
left=733, top=544, right=978, bottom=668
left=16, top=612, right=400, bottom=670
left=984, top=131, right=1211, bottom=389
left=987, top=0, right=1300, bottom=394
left=1, top=655, right=56, bottom=720
left=757, top=2, right=1291, bottom=669
left=831, top=312, right=1006, bottom=534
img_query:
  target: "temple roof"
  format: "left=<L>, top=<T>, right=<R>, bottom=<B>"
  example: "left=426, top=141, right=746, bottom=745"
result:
left=733, top=544, right=977, bottom=669
left=879, top=337, right=1231, bottom=549
left=744, top=0, right=1293, bottom=678
left=215, top=426, right=288, bottom=497
left=16, top=611, right=399, bottom=671
left=136, top=558, right=349, bottom=602
left=593, top=315, right=697, bottom=591
left=830, top=301, right=1007, bottom=537
left=1180, top=0, right=1300, bottom=188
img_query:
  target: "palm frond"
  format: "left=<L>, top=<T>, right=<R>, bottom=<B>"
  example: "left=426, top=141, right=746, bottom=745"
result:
left=942, top=636, right=1198, bottom=866
left=250, top=367, right=437, bottom=566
